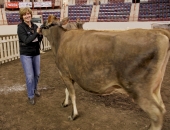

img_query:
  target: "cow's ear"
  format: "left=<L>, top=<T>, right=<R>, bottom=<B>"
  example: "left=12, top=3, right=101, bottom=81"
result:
left=53, top=16, right=57, bottom=20
left=43, top=20, right=46, bottom=24
left=59, top=22, right=67, bottom=31
left=47, top=15, right=52, bottom=23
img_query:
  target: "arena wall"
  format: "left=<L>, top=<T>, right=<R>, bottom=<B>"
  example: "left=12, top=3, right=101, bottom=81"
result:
left=1, top=21, right=170, bottom=35
left=0, top=23, right=42, bottom=35
left=83, top=21, right=170, bottom=30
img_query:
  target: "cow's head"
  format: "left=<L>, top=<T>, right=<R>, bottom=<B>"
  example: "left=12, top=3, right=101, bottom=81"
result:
left=40, top=15, right=61, bottom=30
left=41, top=15, right=67, bottom=42
left=152, top=23, right=170, bottom=30
left=40, top=15, right=84, bottom=32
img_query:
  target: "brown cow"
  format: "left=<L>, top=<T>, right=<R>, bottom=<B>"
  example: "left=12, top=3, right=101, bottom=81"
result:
left=151, top=23, right=170, bottom=30
left=42, top=20, right=170, bottom=130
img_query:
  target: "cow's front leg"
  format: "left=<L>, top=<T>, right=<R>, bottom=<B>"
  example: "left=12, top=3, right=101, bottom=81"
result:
left=62, top=88, right=70, bottom=107
left=62, top=77, right=79, bottom=120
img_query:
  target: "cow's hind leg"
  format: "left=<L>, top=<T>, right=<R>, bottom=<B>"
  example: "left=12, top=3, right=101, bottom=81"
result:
left=152, top=74, right=166, bottom=116
left=62, top=88, right=70, bottom=107
left=144, top=49, right=170, bottom=129
left=153, top=50, right=170, bottom=115
left=135, top=90, right=164, bottom=130
left=62, top=77, right=79, bottom=120
left=136, top=43, right=169, bottom=130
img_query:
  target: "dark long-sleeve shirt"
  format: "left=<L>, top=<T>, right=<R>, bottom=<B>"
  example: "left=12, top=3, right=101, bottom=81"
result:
left=17, top=21, right=43, bottom=56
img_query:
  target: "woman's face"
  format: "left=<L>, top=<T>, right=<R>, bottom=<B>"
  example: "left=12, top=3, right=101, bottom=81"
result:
left=23, top=11, right=32, bottom=23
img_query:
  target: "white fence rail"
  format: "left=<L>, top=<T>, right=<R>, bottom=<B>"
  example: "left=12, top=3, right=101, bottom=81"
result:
left=0, top=35, right=51, bottom=65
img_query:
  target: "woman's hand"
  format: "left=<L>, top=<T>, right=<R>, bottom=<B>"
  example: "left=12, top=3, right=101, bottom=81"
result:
left=37, top=27, right=41, bottom=34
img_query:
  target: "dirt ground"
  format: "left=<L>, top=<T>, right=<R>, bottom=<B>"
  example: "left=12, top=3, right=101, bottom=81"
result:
left=0, top=50, right=170, bottom=130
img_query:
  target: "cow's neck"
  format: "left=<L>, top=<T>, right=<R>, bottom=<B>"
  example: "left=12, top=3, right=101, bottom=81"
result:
left=51, top=26, right=66, bottom=53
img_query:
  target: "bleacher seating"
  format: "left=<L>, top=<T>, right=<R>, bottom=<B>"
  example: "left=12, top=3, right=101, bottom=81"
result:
left=68, top=5, right=93, bottom=22
left=75, top=0, right=87, bottom=5
left=43, top=0, right=55, bottom=3
left=148, top=0, right=170, bottom=3
left=3, top=0, right=170, bottom=24
left=38, top=11, right=61, bottom=22
left=98, top=2, right=131, bottom=22
left=10, top=0, right=23, bottom=2
left=108, top=0, right=124, bottom=4
left=139, top=0, right=170, bottom=21
left=6, top=12, right=20, bottom=25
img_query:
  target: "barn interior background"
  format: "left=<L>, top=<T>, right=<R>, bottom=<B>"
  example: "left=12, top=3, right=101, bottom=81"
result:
left=1, top=0, right=170, bottom=130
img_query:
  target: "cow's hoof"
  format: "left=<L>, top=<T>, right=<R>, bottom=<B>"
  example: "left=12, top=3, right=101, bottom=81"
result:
left=68, top=116, right=74, bottom=121
left=61, top=103, right=68, bottom=107
left=61, top=99, right=69, bottom=107
left=68, top=114, right=79, bottom=120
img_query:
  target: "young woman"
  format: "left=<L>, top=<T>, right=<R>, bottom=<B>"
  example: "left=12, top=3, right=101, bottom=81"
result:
left=17, top=7, right=43, bottom=105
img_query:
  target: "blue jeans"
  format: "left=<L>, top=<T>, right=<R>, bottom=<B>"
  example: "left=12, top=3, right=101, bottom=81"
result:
left=20, top=55, right=40, bottom=99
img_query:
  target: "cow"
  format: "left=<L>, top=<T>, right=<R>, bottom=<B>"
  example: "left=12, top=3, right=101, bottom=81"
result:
left=41, top=18, right=170, bottom=130
left=151, top=23, right=170, bottom=30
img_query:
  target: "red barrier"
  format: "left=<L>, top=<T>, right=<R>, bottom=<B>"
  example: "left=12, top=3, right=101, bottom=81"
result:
left=6, top=2, right=19, bottom=9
